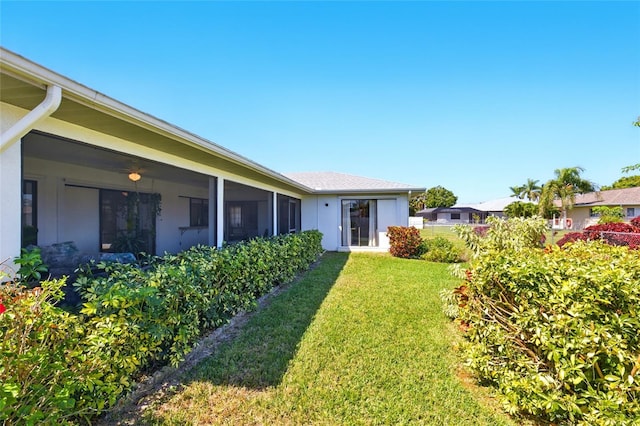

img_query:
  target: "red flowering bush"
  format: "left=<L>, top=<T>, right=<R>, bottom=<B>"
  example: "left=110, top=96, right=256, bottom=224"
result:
left=473, top=225, right=490, bottom=237
left=556, top=232, right=590, bottom=247
left=558, top=222, right=640, bottom=249
left=387, top=226, right=423, bottom=258
left=584, top=222, right=638, bottom=235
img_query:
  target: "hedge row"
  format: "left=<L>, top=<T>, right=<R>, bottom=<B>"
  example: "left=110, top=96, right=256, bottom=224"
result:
left=0, top=230, right=323, bottom=424
left=450, top=217, right=640, bottom=425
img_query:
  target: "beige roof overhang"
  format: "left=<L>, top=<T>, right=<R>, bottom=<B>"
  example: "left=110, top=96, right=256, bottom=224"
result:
left=0, top=47, right=311, bottom=195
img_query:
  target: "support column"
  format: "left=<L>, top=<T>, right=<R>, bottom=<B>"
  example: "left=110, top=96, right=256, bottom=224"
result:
left=0, top=140, right=22, bottom=272
left=216, top=177, right=224, bottom=247
left=208, top=177, right=216, bottom=247
left=272, top=192, right=278, bottom=236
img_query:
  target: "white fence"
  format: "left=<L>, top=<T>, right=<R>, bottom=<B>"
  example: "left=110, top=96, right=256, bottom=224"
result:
left=408, top=216, right=424, bottom=229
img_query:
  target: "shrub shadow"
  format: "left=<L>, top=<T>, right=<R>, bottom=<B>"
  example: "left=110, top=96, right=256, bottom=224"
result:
left=184, top=251, right=349, bottom=389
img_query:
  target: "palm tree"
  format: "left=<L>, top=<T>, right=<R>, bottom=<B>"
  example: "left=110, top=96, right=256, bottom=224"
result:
left=538, top=167, right=595, bottom=222
left=522, top=178, right=542, bottom=202
left=509, top=185, right=525, bottom=199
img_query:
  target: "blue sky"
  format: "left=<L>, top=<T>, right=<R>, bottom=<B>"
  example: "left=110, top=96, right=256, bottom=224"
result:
left=1, top=1, right=639, bottom=203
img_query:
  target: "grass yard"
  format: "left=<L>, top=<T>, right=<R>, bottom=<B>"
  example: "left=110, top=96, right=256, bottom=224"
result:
left=141, top=252, right=516, bottom=425
left=420, top=223, right=571, bottom=252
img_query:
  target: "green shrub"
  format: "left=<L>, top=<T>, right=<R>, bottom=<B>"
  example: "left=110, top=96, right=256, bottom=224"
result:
left=1, top=230, right=323, bottom=424
left=454, top=215, right=548, bottom=256
left=450, top=217, right=640, bottom=425
left=503, top=201, right=538, bottom=218
left=0, top=278, right=94, bottom=424
left=14, top=247, right=49, bottom=285
left=387, top=226, right=422, bottom=258
left=592, top=206, right=624, bottom=224
left=420, top=236, right=462, bottom=263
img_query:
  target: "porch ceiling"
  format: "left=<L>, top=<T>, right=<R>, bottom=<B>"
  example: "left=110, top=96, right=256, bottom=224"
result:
left=23, top=132, right=210, bottom=188
left=1, top=70, right=308, bottom=195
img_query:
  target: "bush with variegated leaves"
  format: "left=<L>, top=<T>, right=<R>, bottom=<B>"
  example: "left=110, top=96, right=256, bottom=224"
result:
left=450, top=217, right=640, bottom=425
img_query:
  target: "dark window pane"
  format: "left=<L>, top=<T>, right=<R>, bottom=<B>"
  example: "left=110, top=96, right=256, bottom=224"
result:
left=22, top=180, right=38, bottom=246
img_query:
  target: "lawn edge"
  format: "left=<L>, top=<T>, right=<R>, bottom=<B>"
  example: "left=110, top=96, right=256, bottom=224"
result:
left=96, top=251, right=329, bottom=426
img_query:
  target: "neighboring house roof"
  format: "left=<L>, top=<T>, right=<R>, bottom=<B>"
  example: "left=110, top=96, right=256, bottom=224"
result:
left=284, top=171, right=425, bottom=194
left=555, top=187, right=640, bottom=207
left=455, top=197, right=520, bottom=212
left=415, top=206, right=483, bottom=216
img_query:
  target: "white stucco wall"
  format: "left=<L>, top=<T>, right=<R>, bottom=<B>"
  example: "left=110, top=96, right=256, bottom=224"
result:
left=301, top=194, right=409, bottom=252
left=569, top=205, right=640, bottom=230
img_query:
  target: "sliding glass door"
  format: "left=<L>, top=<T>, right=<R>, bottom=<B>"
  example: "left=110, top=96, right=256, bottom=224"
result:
left=341, top=199, right=378, bottom=247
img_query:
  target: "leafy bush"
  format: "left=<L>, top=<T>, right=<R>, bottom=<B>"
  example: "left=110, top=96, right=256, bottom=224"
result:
left=454, top=216, right=548, bottom=256
left=450, top=217, right=640, bottom=425
left=503, top=201, right=538, bottom=218
left=387, top=226, right=422, bottom=258
left=592, top=206, right=624, bottom=224
left=0, top=278, right=94, bottom=423
left=1, top=231, right=323, bottom=424
left=420, top=236, right=462, bottom=263
left=13, top=247, right=49, bottom=285
left=555, top=231, right=589, bottom=247
left=557, top=222, right=640, bottom=249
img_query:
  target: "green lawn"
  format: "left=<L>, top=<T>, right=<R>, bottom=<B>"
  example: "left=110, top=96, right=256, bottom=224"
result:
left=420, top=223, right=571, bottom=252
left=142, top=252, right=516, bottom=425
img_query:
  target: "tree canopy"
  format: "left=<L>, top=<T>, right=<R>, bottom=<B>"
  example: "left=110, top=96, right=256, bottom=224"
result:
left=601, top=175, right=640, bottom=190
left=503, top=201, right=538, bottom=218
left=410, top=186, right=458, bottom=213
left=538, top=166, right=595, bottom=219
left=422, top=186, right=458, bottom=208
left=510, top=179, right=541, bottom=201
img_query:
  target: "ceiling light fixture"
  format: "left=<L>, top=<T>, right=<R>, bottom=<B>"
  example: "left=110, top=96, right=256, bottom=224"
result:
left=128, top=172, right=141, bottom=182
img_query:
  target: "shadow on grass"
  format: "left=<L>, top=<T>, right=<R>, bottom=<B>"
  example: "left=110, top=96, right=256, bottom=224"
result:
left=183, top=251, right=349, bottom=389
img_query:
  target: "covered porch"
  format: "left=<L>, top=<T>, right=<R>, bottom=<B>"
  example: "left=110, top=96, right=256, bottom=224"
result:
left=19, top=131, right=302, bottom=267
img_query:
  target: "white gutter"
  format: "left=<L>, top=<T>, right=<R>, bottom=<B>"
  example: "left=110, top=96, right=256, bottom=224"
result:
left=0, top=84, right=62, bottom=152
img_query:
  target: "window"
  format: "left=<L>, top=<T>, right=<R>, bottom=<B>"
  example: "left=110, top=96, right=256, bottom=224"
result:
left=190, top=198, right=208, bottom=226
left=628, top=208, right=636, bottom=218
left=341, top=199, right=378, bottom=247
left=590, top=208, right=600, bottom=218
left=229, top=205, right=242, bottom=228
left=278, top=195, right=300, bottom=235
left=100, top=190, right=157, bottom=254
left=451, top=213, right=461, bottom=220
left=225, top=202, right=258, bottom=241
left=22, top=180, right=37, bottom=247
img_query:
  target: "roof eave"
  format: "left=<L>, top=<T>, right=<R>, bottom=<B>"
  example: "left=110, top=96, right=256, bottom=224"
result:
left=311, top=187, right=425, bottom=195
left=0, top=47, right=313, bottom=194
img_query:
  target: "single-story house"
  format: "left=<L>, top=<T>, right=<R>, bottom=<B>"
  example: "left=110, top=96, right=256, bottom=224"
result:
left=416, top=197, right=516, bottom=224
left=415, top=207, right=485, bottom=224
left=556, top=187, right=640, bottom=229
left=0, top=48, right=424, bottom=270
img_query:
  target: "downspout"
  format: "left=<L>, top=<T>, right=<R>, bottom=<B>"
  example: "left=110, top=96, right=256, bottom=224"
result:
left=0, top=84, right=62, bottom=152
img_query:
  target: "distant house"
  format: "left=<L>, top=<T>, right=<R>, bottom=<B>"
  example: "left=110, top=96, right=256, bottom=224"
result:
left=0, top=48, right=424, bottom=268
left=416, top=197, right=517, bottom=224
left=556, top=187, right=640, bottom=229
left=415, top=206, right=484, bottom=224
